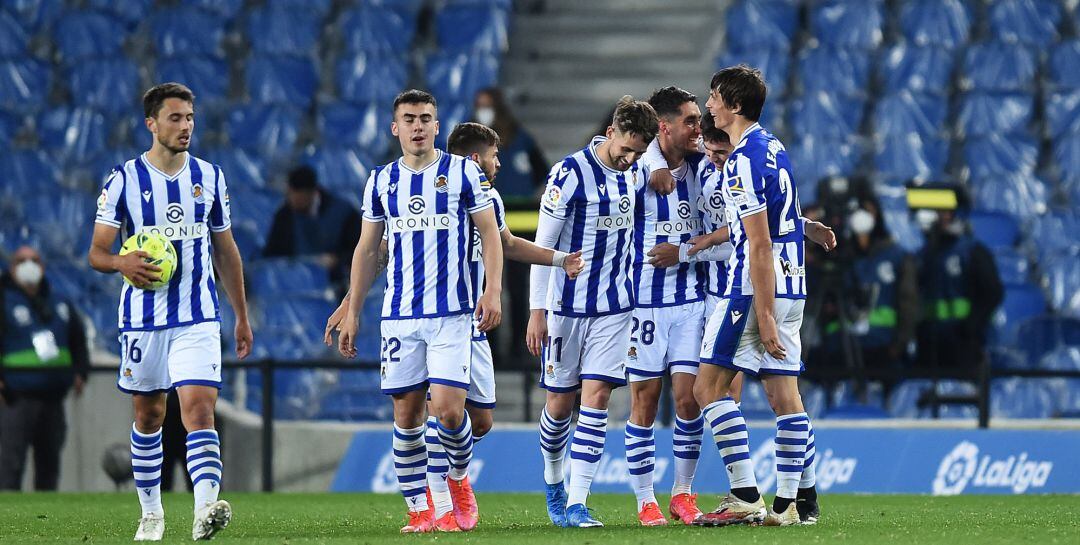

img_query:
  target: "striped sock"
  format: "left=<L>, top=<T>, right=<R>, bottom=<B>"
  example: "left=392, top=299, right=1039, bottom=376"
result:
left=775, top=413, right=809, bottom=500
left=672, top=414, right=704, bottom=496
left=625, top=421, right=656, bottom=509
left=393, top=424, right=428, bottom=512
left=185, top=429, right=222, bottom=509
left=800, top=418, right=817, bottom=489
left=566, top=406, right=607, bottom=507
left=130, top=424, right=163, bottom=516
left=438, top=412, right=474, bottom=481
left=539, top=407, right=571, bottom=485
left=425, top=416, right=453, bottom=517
left=703, top=397, right=757, bottom=489
left=472, top=432, right=486, bottom=444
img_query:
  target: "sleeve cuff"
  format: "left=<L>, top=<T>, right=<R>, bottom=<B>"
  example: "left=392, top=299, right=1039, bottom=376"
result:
left=95, top=218, right=121, bottom=228
left=209, top=222, right=232, bottom=233
left=467, top=200, right=495, bottom=214
left=738, top=203, right=767, bottom=218
left=362, top=214, right=385, bottom=222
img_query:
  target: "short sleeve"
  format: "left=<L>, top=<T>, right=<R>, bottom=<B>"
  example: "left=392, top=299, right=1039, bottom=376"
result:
left=539, top=159, right=580, bottom=219
left=727, top=153, right=767, bottom=218
left=361, top=170, right=385, bottom=222
left=641, top=137, right=668, bottom=174
left=94, top=167, right=127, bottom=228
left=462, top=159, right=493, bottom=214
left=490, top=189, right=508, bottom=232
left=209, top=166, right=232, bottom=232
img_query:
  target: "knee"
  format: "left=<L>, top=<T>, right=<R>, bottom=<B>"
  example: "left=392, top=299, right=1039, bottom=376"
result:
left=134, top=404, right=165, bottom=432
left=581, top=388, right=611, bottom=410
left=544, top=393, right=576, bottom=421
left=436, top=406, right=464, bottom=430
left=674, top=397, right=700, bottom=420
left=470, top=414, right=493, bottom=438
left=693, top=381, right=719, bottom=409
left=183, top=400, right=215, bottom=431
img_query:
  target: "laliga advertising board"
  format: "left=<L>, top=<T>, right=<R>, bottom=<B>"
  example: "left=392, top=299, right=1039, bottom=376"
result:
left=332, top=427, right=1080, bottom=495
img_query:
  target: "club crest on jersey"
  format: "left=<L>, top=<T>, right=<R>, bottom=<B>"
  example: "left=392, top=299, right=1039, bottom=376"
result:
left=434, top=175, right=448, bottom=193
left=546, top=364, right=555, bottom=378
left=627, top=346, right=638, bottom=360
left=191, top=183, right=205, bottom=203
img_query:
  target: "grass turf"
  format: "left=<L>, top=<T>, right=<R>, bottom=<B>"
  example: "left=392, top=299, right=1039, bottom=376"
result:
left=1, top=492, right=1078, bottom=544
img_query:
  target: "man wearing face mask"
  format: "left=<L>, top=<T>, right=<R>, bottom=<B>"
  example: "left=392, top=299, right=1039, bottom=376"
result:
left=0, top=246, right=89, bottom=490
left=472, top=88, right=549, bottom=198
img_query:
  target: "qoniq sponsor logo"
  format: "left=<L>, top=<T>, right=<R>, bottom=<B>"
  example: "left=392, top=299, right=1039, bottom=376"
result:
left=751, top=440, right=857, bottom=492
left=933, top=440, right=1052, bottom=495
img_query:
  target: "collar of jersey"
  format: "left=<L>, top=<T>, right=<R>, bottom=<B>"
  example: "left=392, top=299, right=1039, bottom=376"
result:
left=586, top=135, right=622, bottom=176
left=398, top=149, right=443, bottom=174
left=730, top=122, right=763, bottom=155
left=140, top=152, right=191, bottom=181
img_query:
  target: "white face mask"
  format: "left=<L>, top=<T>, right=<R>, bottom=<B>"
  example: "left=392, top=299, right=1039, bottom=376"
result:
left=849, top=209, right=875, bottom=235
left=475, top=107, right=496, bottom=127
left=915, top=209, right=938, bottom=231
left=13, top=260, right=43, bottom=288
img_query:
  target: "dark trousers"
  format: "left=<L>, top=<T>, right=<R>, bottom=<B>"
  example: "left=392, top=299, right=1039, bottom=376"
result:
left=0, top=393, right=67, bottom=490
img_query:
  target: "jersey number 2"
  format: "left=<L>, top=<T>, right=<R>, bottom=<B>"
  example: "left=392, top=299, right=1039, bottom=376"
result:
left=778, top=168, right=801, bottom=236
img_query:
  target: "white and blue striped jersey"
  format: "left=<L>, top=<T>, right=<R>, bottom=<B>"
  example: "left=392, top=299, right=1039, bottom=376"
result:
left=696, top=155, right=729, bottom=297
left=721, top=123, right=806, bottom=299
left=539, top=136, right=636, bottom=316
left=362, top=150, right=492, bottom=320
left=632, top=155, right=707, bottom=307
left=95, top=153, right=231, bottom=332
left=467, top=183, right=507, bottom=340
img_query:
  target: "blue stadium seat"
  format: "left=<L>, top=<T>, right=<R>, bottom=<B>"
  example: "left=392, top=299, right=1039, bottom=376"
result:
left=0, top=110, right=22, bottom=148
left=971, top=173, right=1047, bottom=220
left=798, top=46, right=870, bottom=96
left=872, top=91, right=947, bottom=138
left=271, top=0, right=332, bottom=17
left=823, top=404, right=890, bottom=419
left=245, top=369, right=322, bottom=419
left=736, top=379, right=775, bottom=420
left=0, top=58, right=50, bottom=111
left=961, top=42, right=1037, bottom=92
left=436, top=4, right=509, bottom=52
left=991, top=247, right=1030, bottom=286
left=1045, top=89, right=1080, bottom=139
left=150, top=7, right=225, bottom=58
left=716, top=47, right=790, bottom=97
left=809, top=0, right=883, bottom=50
left=1015, top=316, right=1080, bottom=364
left=964, top=134, right=1038, bottom=179
left=426, top=52, right=500, bottom=105
left=789, top=91, right=864, bottom=139
left=225, top=105, right=301, bottom=161
left=899, top=0, right=971, bottom=49
left=302, top=145, right=372, bottom=210
left=1052, top=135, right=1080, bottom=184
left=36, top=106, right=108, bottom=166
left=1048, top=40, right=1080, bottom=89
left=886, top=379, right=978, bottom=419
left=955, top=92, right=1034, bottom=138
left=156, top=56, right=229, bottom=105
left=200, top=148, right=268, bottom=190
left=1041, top=346, right=1080, bottom=372
left=990, top=378, right=1056, bottom=419
left=248, top=258, right=330, bottom=298
left=186, top=0, right=244, bottom=20
left=0, top=10, right=28, bottom=56
left=246, top=55, right=318, bottom=107
left=878, top=44, right=955, bottom=96
left=316, top=101, right=392, bottom=157
left=988, top=0, right=1062, bottom=47
left=968, top=211, right=1020, bottom=249
left=989, top=346, right=1030, bottom=370
left=86, top=0, right=151, bottom=28
left=246, top=5, right=322, bottom=55
left=3, top=0, right=63, bottom=32
left=991, top=283, right=1048, bottom=346
left=786, top=137, right=864, bottom=197
left=1045, top=377, right=1080, bottom=417
left=227, top=186, right=281, bottom=251
left=725, top=0, right=799, bottom=51
left=230, top=224, right=263, bottom=261
left=1043, top=248, right=1080, bottom=315
left=335, top=53, right=408, bottom=103
left=874, top=133, right=948, bottom=182
left=67, top=57, right=139, bottom=115
left=432, top=100, right=473, bottom=151
left=802, top=382, right=827, bottom=419
left=339, top=2, right=421, bottom=54
left=0, top=149, right=61, bottom=198
left=1029, top=211, right=1080, bottom=260
left=831, top=380, right=885, bottom=407
left=880, top=191, right=926, bottom=252
left=53, top=10, right=125, bottom=61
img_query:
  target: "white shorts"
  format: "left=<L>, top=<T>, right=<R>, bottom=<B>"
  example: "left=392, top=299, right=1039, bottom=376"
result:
left=699, top=296, right=805, bottom=376
left=467, top=336, right=496, bottom=408
left=540, top=311, right=631, bottom=392
left=704, top=293, right=724, bottom=320
left=626, top=302, right=705, bottom=382
left=116, top=321, right=222, bottom=394
left=380, top=313, right=473, bottom=394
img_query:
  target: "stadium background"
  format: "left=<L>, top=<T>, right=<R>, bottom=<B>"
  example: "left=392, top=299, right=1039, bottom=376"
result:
left=0, top=0, right=1079, bottom=497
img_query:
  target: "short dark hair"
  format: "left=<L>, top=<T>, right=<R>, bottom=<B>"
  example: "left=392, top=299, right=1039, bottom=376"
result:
left=143, top=82, right=195, bottom=119
left=287, top=165, right=318, bottom=191
left=700, top=111, right=730, bottom=144
left=648, top=86, right=697, bottom=119
left=709, top=64, right=767, bottom=122
left=611, top=95, right=659, bottom=142
left=448, top=122, right=500, bottom=156
left=393, top=89, right=437, bottom=113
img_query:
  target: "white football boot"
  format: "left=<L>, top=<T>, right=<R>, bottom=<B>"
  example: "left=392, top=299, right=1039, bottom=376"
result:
left=134, top=513, right=165, bottom=541
left=192, top=500, right=232, bottom=540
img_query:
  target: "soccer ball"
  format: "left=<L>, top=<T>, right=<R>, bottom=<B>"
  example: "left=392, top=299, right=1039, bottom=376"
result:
left=119, top=232, right=177, bottom=290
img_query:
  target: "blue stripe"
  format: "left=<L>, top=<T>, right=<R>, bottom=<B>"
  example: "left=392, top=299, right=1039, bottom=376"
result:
left=578, top=407, right=606, bottom=420
left=187, top=460, right=222, bottom=475
left=163, top=167, right=183, bottom=324
left=717, top=424, right=748, bottom=437
left=584, top=153, right=608, bottom=316
left=571, top=437, right=604, bottom=450
left=133, top=158, right=156, bottom=327
left=672, top=439, right=700, bottom=447
left=561, top=158, right=588, bottom=312
left=393, top=428, right=424, bottom=440
left=777, top=464, right=804, bottom=473
left=632, top=182, right=646, bottom=302
left=190, top=160, right=205, bottom=321
left=381, top=379, right=427, bottom=395
left=456, top=158, right=472, bottom=310
left=628, top=464, right=654, bottom=475
left=625, top=440, right=655, bottom=450
left=132, top=464, right=162, bottom=473
left=433, top=154, right=451, bottom=314
left=131, top=432, right=161, bottom=446
left=130, top=453, right=161, bottom=461
left=675, top=418, right=704, bottom=432
left=573, top=426, right=605, bottom=439
left=627, top=451, right=653, bottom=463
left=774, top=437, right=805, bottom=446
left=402, top=487, right=427, bottom=497
left=428, top=378, right=470, bottom=390
left=395, top=459, right=427, bottom=469
left=192, top=473, right=220, bottom=486
left=397, top=473, right=426, bottom=484
left=408, top=171, right=426, bottom=315
left=393, top=446, right=426, bottom=458
left=605, top=170, right=629, bottom=311
left=580, top=373, right=627, bottom=386
left=674, top=451, right=701, bottom=459
left=185, top=440, right=218, bottom=451
left=716, top=439, right=747, bottom=450
left=648, top=186, right=669, bottom=304
left=465, top=398, right=496, bottom=409
left=208, top=163, right=225, bottom=227
left=626, top=367, right=666, bottom=377
left=187, top=429, right=219, bottom=442
left=186, top=451, right=219, bottom=464
left=624, top=424, right=652, bottom=438
left=673, top=176, right=694, bottom=302
left=722, top=452, right=751, bottom=464
left=387, top=163, right=404, bottom=314
left=708, top=410, right=741, bottom=428
left=173, top=379, right=221, bottom=389
left=569, top=451, right=602, bottom=462
left=134, top=478, right=161, bottom=487
left=776, top=450, right=803, bottom=458
left=541, top=443, right=567, bottom=453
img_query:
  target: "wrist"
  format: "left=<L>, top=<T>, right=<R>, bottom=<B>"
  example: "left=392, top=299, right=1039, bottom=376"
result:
left=679, top=243, right=691, bottom=263
left=552, top=251, right=569, bottom=267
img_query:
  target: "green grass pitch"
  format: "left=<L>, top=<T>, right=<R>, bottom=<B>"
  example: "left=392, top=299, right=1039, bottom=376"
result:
left=2, top=492, right=1078, bottom=544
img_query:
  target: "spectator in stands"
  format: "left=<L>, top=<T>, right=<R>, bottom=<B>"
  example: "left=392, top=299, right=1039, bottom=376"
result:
left=264, top=165, right=361, bottom=290
left=472, top=87, right=548, bottom=198
left=0, top=245, right=88, bottom=491
left=915, top=189, right=1004, bottom=372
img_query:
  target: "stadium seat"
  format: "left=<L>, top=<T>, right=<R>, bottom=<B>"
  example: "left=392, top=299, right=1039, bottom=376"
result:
left=968, top=211, right=1020, bottom=249
left=874, top=133, right=948, bottom=182
left=955, top=92, right=1034, bottom=138
left=0, top=10, right=28, bottom=56
left=1046, top=377, right=1080, bottom=417
left=987, top=0, right=1062, bottom=47
left=0, top=149, right=61, bottom=198
left=186, top=0, right=244, bottom=20
left=335, top=53, right=408, bottom=103
left=432, top=100, right=474, bottom=151
left=877, top=44, right=955, bottom=96
left=991, top=247, right=1030, bottom=286
left=990, top=378, right=1056, bottom=419
left=0, top=110, right=22, bottom=149
left=736, top=380, right=775, bottom=420
left=960, top=42, right=1037, bottom=92
left=898, top=0, right=971, bottom=49
left=270, top=0, right=332, bottom=17
left=786, top=136, right=864, bottom=198
left=3, top=0, right=63, bottom=32
left=798, top=46, right=870, bottom=96
left=830, top=380, right=885, bottom=408
left=0, top=58, right=50, bottom=111
left=301, top=145, right=371, bottom=210
left=801, top=382, right=828, bottom=419
left=971, top=173, right=1047, bottom=220
left=316, top=101, right=392, bottom=158
left=246, top=5, right=322, bottom=56
left=436, top=3, right=510, bottom=52
left=225, top=105, right=302, bottom=162
left=67, top=57, right=139, bottom=115
left=156, top=56, right=230, bottom=105
left=789, top=91, right=864, bottom=139
left=872, top=91, right=947, bottom=138
left=36, top=106, right=108, bottom=166
left=823, top=404, right=890, bottom=419
left=1043, top=249, right=1080, bottom=315
left=809, top=0, right=883, bottom=50
left=245, top=369, right=323, bottom=419
left=991, top=283, right=1048, bottom=346
left=724, top=0, right=799, bottom=51
left=1048, top=40, right=1080, bottom=89
left=988, top=346, right=1030, bottom=370
left=246, top=55, right=318, bottom=107
left=200, top=148, right=268, bottom=190
left=227, top=186, right=281, bottom=251
left=1015, top=316, right=1080, bottom=364
left=316, top=389, right=392, bottom=421
left=1041, top=346, right=1080, bottom=372
left=426, top=52, right=501, bottom=105
left=886, top=379, right=978, bottom=419
left=1045, top=89, right=1080, bottom=140
left=964, top=134, right=1039, bottom=179
left=248, top=258, right=331, bottom=298
left=716, top=47, right=790, bottom=97
left=1052, top=135, right=1080, bottom=184
left=879, top=190, right=926, bottom=252
left=338, top=2, right=422, bottom=54
left=1029, top=211, right=1080, bottom=261
left=230, top=224, right=264, bottom=261
left=53, top=10, right=125, bottom=61
left=86, top=0, right=151, bottom=27
left=150, top=7, right=226, bottom=58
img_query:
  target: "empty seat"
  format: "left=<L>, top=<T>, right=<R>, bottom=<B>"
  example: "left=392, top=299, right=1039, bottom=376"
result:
left=968, top=211, right=1020, bottom=249
left=302, top=145, right=372, bottom=209
left=0, top=10, right=28, bottom=56
left=316, top=101, right=392, bottom=159
left=831, top=380, right=885, bottom=407
left=246, top=6, right=322, bottom=55
left=960, top=42, right=1037, bottom=92
left=1029, top=211, right=1080, bottom=260
left=436, top=3, right=509, bottom=52
left=972, top=174, right=1047, bottom=221
left=36, top=106, right=109, bottom=166
left=339, top=2, right=421, bottom=54
left=316, top=389, right=392, bottom=421
left=823, top=404, right=890, bottom=419
left=899, top=0, right=971, bottom=49
left=988, top=0, right=1062, bottom=47
left=809, top=0, right=883, bottom=50
left=225, top=105, right=301, bottom=161
left=716, top=47, right=791, bottom=97
left=433, top=100, right=473, bottom=151
left=874, top=133, right=948, bottom=182
left=1044, top=89, right=1080, bottom=139
left=736, top=379, right=775, bottom=420
left=53, top=10, right=125, bottom=61
left=878, top=44, right=955, bottom=96
left=248, top=258, right=330, bottom=298
left=789, top=90, right=864, bottom=139
left=4, top=0, right=63, bottom=32
left=186, top=0, right=244, bottom=20
left=786, top=136, right=864, bottom=195
left=991, top=247, right=1030, bottom=286
left=335, top=53, right=408, bottom=103
left=963, top=134, right=1038, bottom=179
left=992, top=283, right=1048, bottom=345
left=245, top=369, right=322, bottom=419
left=872, top=91, right=947, bottom=138
left=989, top=346, right=1030, bottom=370
left=86, top=0, right=152, bottom=27
left=1052, top=135, right=1080, bottom=184
left=880, top=193, right=926, bottom=252
left=156, top=56, right=230, bottom=105
left=798, top=46, right=870, bottom=96
left=0, top=149, right=61, bottom=198
left=227, top=186, right=282, bottom=247
left=246, top=55, right=318, bottom=107
left=201, top=147, right=268, bottom=190
left=0, top=111, right=22, bottom=149
left=426, top=52, right=500, bottom=104
left=67, top=57, right=139, bottom=115
left=150, top=7, right=226, bottom=58
left=725, top=0, right=799, bottom=51
left=955, top=92, right=1034, bottom=138
left=886, top=379, right=978, bottom=419
left=1043, top=249, right=1080, bottom=315
left=991, top=378, right=1056, bottom=418
left=1048, top=40, right=1080, bottom=89
left=1015, top=316, right=1080, bottom=364
left=0, top=58, right=50, bottom=111
left=1041, top=346, right=1080, bottom=372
